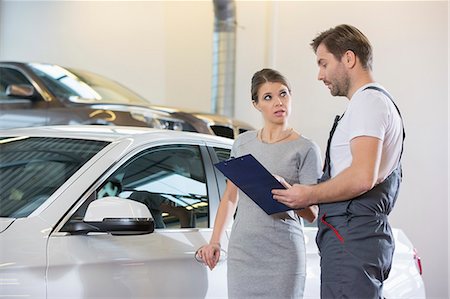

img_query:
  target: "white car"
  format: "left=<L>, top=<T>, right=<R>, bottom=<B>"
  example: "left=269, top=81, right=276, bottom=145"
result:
left=0, top=126, right=425, bottom=298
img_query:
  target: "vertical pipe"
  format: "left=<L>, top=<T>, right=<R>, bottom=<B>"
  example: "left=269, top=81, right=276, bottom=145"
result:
left=264, top=1, right=278, bottom=68
left=211, top=0, right=236, bottom=118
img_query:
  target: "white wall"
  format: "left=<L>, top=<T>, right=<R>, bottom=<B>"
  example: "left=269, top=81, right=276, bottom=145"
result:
left=163, top=1, right=213, bottom=111
left=448, top=1, right=450, bottom=296
left=448, top=3, right=450, bottom=297
left=0, top=1, right=448, bottom=298
left=0, top=1, right=213, bottom=109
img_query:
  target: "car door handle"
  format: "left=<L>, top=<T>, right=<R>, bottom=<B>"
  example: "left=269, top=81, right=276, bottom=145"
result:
left=194, top=248, right=228, bottom=265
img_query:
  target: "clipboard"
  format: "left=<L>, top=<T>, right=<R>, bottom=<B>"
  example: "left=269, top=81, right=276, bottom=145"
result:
left=214, top=154, right=291, bottom=215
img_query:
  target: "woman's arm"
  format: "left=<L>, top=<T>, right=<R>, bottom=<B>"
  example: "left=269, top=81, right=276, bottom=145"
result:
left=296, top=205, right=318, bottom=223
left=210, top=180, right=239, bottom=244
left=295, top=142, right=321, bottom=222
left=197, top=180, right=239, bottom=270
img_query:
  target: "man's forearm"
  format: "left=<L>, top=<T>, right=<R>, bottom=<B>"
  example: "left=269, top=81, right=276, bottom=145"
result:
left=311, top=166, right=376, bottom=204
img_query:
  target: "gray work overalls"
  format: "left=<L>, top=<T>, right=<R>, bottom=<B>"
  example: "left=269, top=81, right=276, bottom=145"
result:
left=316, top=86, right=405, bottom=299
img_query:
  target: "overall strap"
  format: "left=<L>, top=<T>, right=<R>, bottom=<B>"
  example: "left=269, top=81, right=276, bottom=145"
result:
left=363, top=86, right=406, bottom=162
left=323, top=114, right=344, bottom=173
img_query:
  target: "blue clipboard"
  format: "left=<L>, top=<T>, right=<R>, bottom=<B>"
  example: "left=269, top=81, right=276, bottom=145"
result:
left=214, top=154, right=291, bottom=215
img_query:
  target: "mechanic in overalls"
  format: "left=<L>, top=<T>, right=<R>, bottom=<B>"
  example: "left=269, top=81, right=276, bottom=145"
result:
left=272, top=24, right=405, bottom=298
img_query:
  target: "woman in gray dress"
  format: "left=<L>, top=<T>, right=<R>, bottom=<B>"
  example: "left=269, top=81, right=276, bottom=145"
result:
left=197, top=68, right=322, bottom=299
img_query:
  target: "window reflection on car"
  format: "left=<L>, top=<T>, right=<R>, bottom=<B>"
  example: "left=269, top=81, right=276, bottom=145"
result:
left=62, top=144, right=210, bottom=231
left=0, top=136, right=109, bottom=218
left=112, top=145, right=208, bottom=229
left=29, top=63, right=149, bottom=105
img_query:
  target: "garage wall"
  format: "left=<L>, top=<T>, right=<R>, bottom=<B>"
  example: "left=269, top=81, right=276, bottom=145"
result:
left=448, top=3, right=450, bottom=298
left=163, top=1, right=213, bottom=111
left=0, top=1, right=448, bottom=298
left=0, top=1, right=213, bottom=110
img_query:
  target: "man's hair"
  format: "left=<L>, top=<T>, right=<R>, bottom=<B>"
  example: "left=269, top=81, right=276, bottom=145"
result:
left=310, top=24, right=373, bottom=70
left=251, top=68, right=291, bottom=103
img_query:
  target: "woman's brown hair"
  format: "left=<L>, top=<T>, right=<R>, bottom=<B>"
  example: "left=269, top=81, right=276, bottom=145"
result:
left=251, top=68, right=291, bottom=103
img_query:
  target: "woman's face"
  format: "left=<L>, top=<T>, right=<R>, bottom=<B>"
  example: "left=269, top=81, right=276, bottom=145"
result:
left=253, top=81, right=291, bottom=125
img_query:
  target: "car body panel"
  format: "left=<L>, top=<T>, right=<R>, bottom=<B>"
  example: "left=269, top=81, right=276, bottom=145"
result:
left=0, top=218, right=15, bottom=233
left=0, top=217, right=50, bottom=298
left=0, top=100, right=48, bottom=128
left=46, top=229, right=229, bottom=299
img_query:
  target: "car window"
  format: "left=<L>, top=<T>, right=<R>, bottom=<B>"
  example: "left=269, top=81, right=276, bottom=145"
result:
left=28, top=63, right=151, bottom=106
left=0, top=136, right=109, bottom=218
left=72, top=144, right=210, bottom=229
left=238, top=128, right=248, bottom=135
left=212, top=147, right=231, bottom=197
left=213, top=147, right=231, bottom=162
left=0, top=67, right=32, bottom=99
left=210, top=125, right=234, bottom=139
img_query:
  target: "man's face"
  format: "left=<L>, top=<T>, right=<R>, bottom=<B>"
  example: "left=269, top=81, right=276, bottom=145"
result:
left=316, top=43, right=350, bottom=97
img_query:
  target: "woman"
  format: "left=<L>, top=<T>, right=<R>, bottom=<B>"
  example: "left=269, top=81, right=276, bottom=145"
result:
left=197, top=68, right=322, bottom=299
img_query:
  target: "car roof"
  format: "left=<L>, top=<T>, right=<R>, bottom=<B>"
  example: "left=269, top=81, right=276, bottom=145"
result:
left=0, top=125, right=234, bottom=145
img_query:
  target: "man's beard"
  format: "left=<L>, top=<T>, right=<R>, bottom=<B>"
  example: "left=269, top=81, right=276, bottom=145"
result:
left=330, top=74, right=350, bottom=97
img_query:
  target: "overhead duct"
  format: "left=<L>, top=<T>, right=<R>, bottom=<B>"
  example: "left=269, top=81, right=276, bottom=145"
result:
left=211, top=0, right=236, bottom=118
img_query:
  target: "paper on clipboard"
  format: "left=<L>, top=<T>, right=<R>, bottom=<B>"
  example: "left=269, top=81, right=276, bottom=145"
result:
left=214, top=154, right=291, bottom=215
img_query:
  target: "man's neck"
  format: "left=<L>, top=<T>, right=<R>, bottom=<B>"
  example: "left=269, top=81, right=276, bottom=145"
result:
left=347, top=71, right=374, bottom=100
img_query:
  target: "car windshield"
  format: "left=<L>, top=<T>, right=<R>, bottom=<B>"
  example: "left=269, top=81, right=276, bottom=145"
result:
left=28, top=63, right=151, bottom=105
left=0, top=136, right=109, bottom=218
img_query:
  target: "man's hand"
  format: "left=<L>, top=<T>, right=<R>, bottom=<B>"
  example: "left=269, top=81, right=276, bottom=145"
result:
left=272, top=184, right=315, bottom=209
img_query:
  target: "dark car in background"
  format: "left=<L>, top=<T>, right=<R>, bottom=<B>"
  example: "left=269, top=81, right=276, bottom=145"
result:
left=0, top=62, right=252, bottom=138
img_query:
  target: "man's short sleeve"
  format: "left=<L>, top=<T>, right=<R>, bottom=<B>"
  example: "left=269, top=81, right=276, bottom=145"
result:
left=346, top=92, right=390, bottom=141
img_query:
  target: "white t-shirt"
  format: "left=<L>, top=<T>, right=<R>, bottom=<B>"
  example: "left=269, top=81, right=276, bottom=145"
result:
left=330, top=83, right=403, bottom=183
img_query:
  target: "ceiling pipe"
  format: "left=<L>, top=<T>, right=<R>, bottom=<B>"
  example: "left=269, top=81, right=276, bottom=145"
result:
left=211, top=0, right=236, bottom=118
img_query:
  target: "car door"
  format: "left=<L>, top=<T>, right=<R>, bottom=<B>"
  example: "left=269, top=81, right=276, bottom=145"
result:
left=46, top=142, right=228, bottom=299
left=0, top=66, right=48, bottom=129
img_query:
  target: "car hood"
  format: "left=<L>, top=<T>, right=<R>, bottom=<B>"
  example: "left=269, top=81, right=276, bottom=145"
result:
left=0, top=218, right=15, bottom=233
left=147, top=104, right=182, bottom=114
left=90, top=103, right=255, bottom=133
left=149, top=105, right=254, bottom=128
left=89, top=104, right=171, bottom=116
left=192, top=112, right=254, bottom=129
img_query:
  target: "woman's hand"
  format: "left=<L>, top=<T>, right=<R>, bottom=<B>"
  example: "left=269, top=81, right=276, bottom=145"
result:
left=274, top=174, right=291, bottom=188
left=196, top=243, right=221, bottom=270
left=296, top=205, right=318, bottom=223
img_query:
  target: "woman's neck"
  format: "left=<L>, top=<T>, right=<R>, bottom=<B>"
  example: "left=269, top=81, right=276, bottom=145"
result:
left=259, top=124, right=293, bottom=144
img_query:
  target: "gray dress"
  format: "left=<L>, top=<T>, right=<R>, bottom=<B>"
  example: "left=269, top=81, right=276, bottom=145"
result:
left=227, top=131, right=322, bottom=299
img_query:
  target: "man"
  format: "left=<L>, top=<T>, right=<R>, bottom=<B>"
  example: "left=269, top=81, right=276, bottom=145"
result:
left=272, top=24, right=405, bottom=298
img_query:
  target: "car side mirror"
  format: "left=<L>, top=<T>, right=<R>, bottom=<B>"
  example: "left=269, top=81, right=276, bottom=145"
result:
left=68, top=197, right=155, bottom=235
left=6, top=84, right=35, bottom=98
